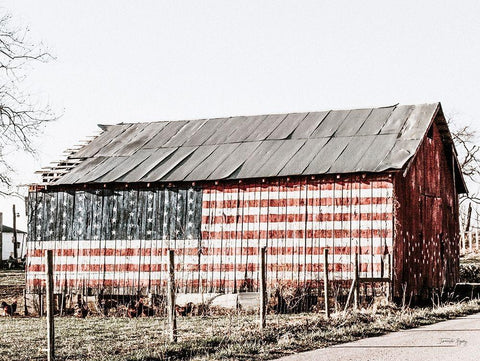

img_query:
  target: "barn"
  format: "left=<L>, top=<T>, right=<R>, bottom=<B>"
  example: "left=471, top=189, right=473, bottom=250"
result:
left=26, top=102, right=466, bottom=304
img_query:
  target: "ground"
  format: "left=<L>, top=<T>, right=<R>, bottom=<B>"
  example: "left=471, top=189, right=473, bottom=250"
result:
left=0, top=269, right=25, bottom=315
left=1, top=263, right=480, bottom=360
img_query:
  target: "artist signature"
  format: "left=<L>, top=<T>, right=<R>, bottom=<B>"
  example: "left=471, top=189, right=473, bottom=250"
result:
left=440, top=338, right=467, bottom=347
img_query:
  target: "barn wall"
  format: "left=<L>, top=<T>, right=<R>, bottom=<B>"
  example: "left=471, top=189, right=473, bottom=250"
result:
left=393, top=119, right=460, bottom=300
left=26, top=176, right=394, bottom=295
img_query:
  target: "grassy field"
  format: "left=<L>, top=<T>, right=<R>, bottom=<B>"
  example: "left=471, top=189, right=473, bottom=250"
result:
left=2, top=265, right=480, bottom=360
left=0, top=300, right=480, bottom=360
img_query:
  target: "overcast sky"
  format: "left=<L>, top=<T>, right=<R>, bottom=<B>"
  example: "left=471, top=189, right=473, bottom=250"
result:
left=2, top=0, right=480, bottom=230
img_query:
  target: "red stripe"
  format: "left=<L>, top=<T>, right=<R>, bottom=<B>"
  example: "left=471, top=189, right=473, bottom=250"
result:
left=202, top=196, right=392, bottom=209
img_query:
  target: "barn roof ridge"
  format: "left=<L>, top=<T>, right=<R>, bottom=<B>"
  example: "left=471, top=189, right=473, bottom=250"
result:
left=95, top=102, right=409, bottom=128
left=36, top=102, right=465, bottom=193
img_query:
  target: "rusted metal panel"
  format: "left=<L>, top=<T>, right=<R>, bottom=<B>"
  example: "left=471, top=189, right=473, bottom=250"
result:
left=278, top=138, right=330, bottom=176
left=267, top=113, right=308, bottom=140
left=140, top=146, right=198, bottom=182
left=164, top=145, right=217, bottom=181
left=328, top=135, right=377, bottom=174
left=96, top=123, right=148, bottom=157
left=290, top=111, right=329, bottom=139
left=207, top=141, right=263, bottom=180
left=354, top=134, right=398, bottom=172
left=357, top=106, right=396, bottom=136
left=95, top=149, right=156, bottom=182
left=304, top=137, right=349, bottom=175
left=334, top=108, right=372, bottom=136
left=142, top=121, right=188, bottom=149
left=310, top=109, right=350, bottom=138
left=162, top=119, right=208, bottom=147
left=380, top=105, right=414, bottom=134
left=245, top=113, right=288, bottom=141
left=72, top=124, right=132, bottom=159
left=117, top=147, right=178, bottom=182
left=183, top=143, right=241, bottom=181
left=235, top=140, right=284, bottom=179
left=254, top=139, right=306, bottom=178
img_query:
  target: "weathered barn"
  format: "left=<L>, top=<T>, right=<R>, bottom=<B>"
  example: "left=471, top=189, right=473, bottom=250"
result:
left=27, top=102, right=466, bottom=302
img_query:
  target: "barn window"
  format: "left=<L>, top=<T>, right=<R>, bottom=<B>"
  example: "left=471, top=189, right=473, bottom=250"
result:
left=427, top=125, right=433, bottom=139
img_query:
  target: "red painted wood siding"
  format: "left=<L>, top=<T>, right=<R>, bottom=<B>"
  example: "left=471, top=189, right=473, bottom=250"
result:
left=393, top=118, right=460, bottom=299
left=26, top=176, right=394, bottom=295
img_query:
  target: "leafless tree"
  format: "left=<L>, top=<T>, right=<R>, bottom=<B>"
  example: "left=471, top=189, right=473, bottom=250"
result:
left=0, top=13, right=54, bottom=193
left=449, top=118, right=480, bottom=231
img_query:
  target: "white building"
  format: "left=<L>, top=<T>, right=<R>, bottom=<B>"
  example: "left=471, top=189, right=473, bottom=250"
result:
left=1, top=225, right=26, bottom=260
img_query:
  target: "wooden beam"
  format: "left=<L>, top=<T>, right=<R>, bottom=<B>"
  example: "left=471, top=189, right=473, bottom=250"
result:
left=324, top=248, right=330, bottom=318
left=168, top=250, right=177, bottom=343
left=46, top=250, right=55, bottom=361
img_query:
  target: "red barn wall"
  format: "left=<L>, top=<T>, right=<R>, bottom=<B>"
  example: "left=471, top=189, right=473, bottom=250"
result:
left=393, top=119, right=460, bottom=300
left=26, top=176, right=394, bottom=295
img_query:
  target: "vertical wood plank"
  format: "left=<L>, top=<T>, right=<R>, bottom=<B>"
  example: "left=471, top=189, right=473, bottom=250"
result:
left=45, top=249, right=55, bottom=361
left=168, top=249, right=177, bottom=343
left=324, top=248, right=330, bottom=318
left=260, top=246, right=267, bottom=330
left=354, top=252, right=359, bottom=309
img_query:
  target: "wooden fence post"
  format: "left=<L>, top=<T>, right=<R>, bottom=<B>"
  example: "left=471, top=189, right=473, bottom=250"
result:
left=354, top=253, right=359, bottom=309
left=476, top=230, right=479, bottom=252
left=260, top=246, right=267, bottom=330
left=323, top=248, right=330, bottom=318
left=469, top=232, right=473, bottom=253
left=168, top=250, right=177, bottom=343
left=46, top=250, right=55, bottom=361
left=387, top=253, right=392, bottom=301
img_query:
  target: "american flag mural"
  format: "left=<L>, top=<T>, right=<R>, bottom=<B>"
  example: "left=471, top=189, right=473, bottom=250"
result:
left=26, top=176, right=393, bottom=295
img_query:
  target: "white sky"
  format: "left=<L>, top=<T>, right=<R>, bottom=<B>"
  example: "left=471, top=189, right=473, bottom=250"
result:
left=1, top=0, right=480, bottom=230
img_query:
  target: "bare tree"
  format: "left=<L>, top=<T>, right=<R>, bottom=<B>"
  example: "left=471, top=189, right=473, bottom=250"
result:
left=0, top=13, right=54, bottom=192
left=448, top=118, right=480, bottom=231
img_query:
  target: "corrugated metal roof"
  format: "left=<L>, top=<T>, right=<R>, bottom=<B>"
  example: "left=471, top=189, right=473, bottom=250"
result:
left=44, top=102, right=464, bottom=188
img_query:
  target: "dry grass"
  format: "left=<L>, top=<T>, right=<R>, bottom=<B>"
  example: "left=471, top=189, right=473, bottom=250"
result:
left=0, top=270, right=25, bottom=287
left=1, top=299, right=480, bottom=360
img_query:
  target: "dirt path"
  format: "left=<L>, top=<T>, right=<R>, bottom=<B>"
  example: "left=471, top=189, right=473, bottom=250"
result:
left=277, top=312, right=480, bottom=361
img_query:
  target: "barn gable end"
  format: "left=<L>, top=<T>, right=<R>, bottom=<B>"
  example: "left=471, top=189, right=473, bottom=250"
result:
left=393, top=109, right=461, bottom=300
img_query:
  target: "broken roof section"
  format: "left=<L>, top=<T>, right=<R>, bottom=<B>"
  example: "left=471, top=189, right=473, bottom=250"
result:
left=43, top=102, right=466, bottom=193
